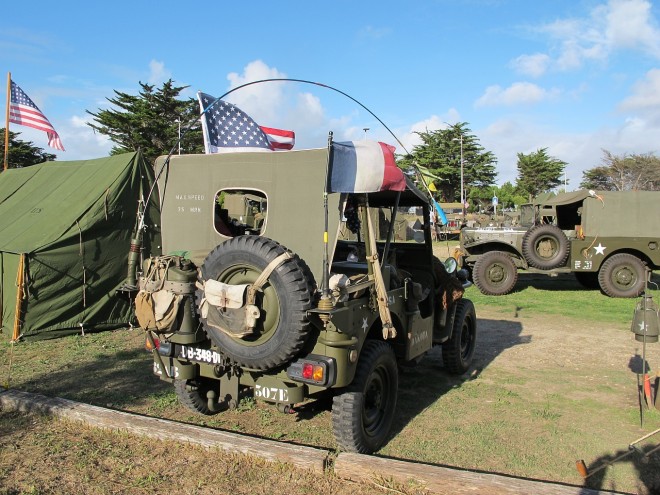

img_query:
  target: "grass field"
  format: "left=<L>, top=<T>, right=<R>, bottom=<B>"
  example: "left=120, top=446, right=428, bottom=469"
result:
left=1, top=242, right=660, bottom=494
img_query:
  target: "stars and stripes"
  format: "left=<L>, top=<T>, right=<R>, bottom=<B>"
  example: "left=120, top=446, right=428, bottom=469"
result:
left=9, top=80, right=65, bottom=151
left=261, top=126, right=295, bottom=150
left=197, top=92, right=295, bottom=153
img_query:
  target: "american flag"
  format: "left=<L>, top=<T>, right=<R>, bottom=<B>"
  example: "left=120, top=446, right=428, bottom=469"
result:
left=197, top=92, right=294, bottom=153
left=9, top=80, right=65, bottom=151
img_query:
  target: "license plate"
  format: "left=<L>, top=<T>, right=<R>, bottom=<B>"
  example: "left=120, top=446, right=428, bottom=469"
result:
left=177, top=345, right=223, bottom=365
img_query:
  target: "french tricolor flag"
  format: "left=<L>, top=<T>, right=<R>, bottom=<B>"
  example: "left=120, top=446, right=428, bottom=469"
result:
left=327, top=140, right=407, bottom=193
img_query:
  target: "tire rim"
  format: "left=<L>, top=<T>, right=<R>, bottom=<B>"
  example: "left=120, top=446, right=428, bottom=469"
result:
left=362, top=366, right=391, bottom=438
left=536, top=236, right=558, bottom=260
left=487, top=263, right=507, bottom=285
left=217, top=263, right=281, bottom=345
left=460, top=316, right=474, bottom=360
left=612, top=265, right=637, bottom=289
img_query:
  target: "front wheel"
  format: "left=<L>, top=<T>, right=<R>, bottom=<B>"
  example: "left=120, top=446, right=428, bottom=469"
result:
left=442, top=299, right=477, bottom=375
left=472, top=251, right=518, bottom=296
left=332, top=340, right=398, bottom=454
left=598, top=254, right=647, bottom=298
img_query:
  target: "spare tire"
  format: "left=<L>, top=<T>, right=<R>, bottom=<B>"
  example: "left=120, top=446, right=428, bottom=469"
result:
left=199, top=235, right=315, bottom=370
left=522, top=224, right=569, bottom=269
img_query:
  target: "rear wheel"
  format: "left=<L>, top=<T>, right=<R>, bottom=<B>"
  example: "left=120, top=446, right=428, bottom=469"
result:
left=332, top=340, right=398, bottom=453
left=442, top=299, right=477, bottom=375
left=598, top=254, right=647, bottom=298
left=472, top=251, right=518, bottom=296
left=174, top=378, right=219, bottom=415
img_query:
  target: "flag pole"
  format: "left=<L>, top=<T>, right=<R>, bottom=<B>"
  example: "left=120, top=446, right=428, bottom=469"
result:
left=3, top=72, right=10, bottom=171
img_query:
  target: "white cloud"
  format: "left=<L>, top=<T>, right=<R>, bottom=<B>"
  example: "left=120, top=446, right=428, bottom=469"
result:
left=225, top=60, right=289, bottom=124
left=147, top=60, right=171, bottom=85
left=516, top=0, right=660, bottom=73
left=475, top=82, right=558, bottom=107
left=603, top=0, right=660, bottom=55
left=619, top=68, right=660, bottom=113
left=510, top=53, right=551, bottom=77
left=393, top=110, right=461, bottom=155
left=477, top=110, right=660, bottom=188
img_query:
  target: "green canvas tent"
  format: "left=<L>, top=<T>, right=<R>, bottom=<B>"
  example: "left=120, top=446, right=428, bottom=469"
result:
left=0, top=152, right=160, bottom=340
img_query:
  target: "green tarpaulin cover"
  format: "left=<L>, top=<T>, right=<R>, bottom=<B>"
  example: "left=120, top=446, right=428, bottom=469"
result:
left=0, top=152, right=160, bottom=340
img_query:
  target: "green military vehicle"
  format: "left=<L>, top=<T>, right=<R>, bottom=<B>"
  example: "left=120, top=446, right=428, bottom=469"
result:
left=460, top=190, right=660, bottom=298
left=135, top=146, right=476, bottom=454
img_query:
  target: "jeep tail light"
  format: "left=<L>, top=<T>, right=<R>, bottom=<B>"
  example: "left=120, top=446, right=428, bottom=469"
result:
left=144, top=336, right=173, bottom=356
left=145, top=335, right=160, bottom=351
left=287, top=355, right=336, bottom=387
left=302, top=363, right=325, bottom=382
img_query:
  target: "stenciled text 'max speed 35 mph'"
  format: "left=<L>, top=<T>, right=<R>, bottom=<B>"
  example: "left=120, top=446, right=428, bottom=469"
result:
left=134, top=142, right=476, bottom=454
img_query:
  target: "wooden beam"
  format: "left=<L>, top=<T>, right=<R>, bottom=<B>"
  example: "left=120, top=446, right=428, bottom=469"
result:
left=0, top=388, right=327, bottom=473
left=334, top=452, right=615, bottom=495
left=0, top=388, right=620, bottom=493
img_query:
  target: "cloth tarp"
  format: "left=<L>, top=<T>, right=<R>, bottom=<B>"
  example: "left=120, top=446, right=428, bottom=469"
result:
left=0, top=151, right=160, bottom=340
left=582, top=191, right=660, bottom=237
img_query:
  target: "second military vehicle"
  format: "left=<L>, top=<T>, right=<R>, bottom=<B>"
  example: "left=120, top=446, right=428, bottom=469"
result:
left=460, top=190, right=660, bottom=298
left=135, top=142, right=476, bottom=454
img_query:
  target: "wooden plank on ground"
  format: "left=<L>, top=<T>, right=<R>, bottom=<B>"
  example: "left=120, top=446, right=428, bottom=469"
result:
left=0, top=388, right=327, bottom=473
left=335, top=452, right=617, bottom=495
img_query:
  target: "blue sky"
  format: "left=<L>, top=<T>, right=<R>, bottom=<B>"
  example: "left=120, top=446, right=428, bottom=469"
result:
left=3, top=0, right=660, bottom=188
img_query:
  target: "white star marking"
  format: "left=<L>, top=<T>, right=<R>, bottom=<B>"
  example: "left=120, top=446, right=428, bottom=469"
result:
left=362, top=318, right=369, bottom=333
left=594, top=243, right=606, bottom=255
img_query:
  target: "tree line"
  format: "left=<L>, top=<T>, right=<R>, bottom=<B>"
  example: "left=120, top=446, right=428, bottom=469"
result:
left=2, top=80, right=659, bottom=209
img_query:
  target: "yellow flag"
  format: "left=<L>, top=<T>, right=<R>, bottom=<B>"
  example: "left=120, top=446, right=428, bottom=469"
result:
left=428, top=182, right=437, bottom=192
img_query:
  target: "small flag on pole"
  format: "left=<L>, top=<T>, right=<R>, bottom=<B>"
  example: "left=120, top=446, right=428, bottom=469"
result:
left=9, top=80, right=64, bottom=151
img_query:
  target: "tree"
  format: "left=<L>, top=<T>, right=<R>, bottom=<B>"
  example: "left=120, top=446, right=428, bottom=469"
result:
left=468, top=181, right=527, bottom=212
left=398, top=122, right=497, bottom=203
left=580, top=150, right=660, bottom=191
left=1, top=128, right=57, bottom=169
left=516, top=148, right=566, bottom=199
left=87, top=80, right=203, bottom=164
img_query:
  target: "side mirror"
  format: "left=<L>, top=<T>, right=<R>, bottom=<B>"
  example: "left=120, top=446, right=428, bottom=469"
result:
left=443, top=257, right=458, bottom=274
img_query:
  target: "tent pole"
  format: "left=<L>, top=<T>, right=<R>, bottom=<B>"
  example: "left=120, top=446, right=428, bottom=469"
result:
left=4, top=72, right=11, bottom=171
left=12, top=253, right=24, bottom=341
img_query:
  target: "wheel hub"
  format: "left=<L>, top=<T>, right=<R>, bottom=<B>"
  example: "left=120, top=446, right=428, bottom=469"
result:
left=614, top=266, right=634, bottom=287
left=487, top=264, right=505, bottom=283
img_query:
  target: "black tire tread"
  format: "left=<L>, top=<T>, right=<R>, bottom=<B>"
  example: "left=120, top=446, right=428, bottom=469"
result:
left=597, top=253, right=647, bottom=298
left=442, top=299, right=477, bottom=375
left=332, top=340, right=398, bottom=454
left=174, top=379, right=218, bottom=416
left=472, top=251, right=518, bottom=296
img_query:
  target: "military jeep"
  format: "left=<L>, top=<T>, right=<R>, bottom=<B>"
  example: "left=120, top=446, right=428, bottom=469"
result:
left=136, top=146, right=476, bottom=454
left=461, top=190, right=660, bottom=298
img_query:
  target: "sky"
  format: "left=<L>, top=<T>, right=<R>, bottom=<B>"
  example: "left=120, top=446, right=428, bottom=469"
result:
left=3, top=0, right=660, bottom=189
